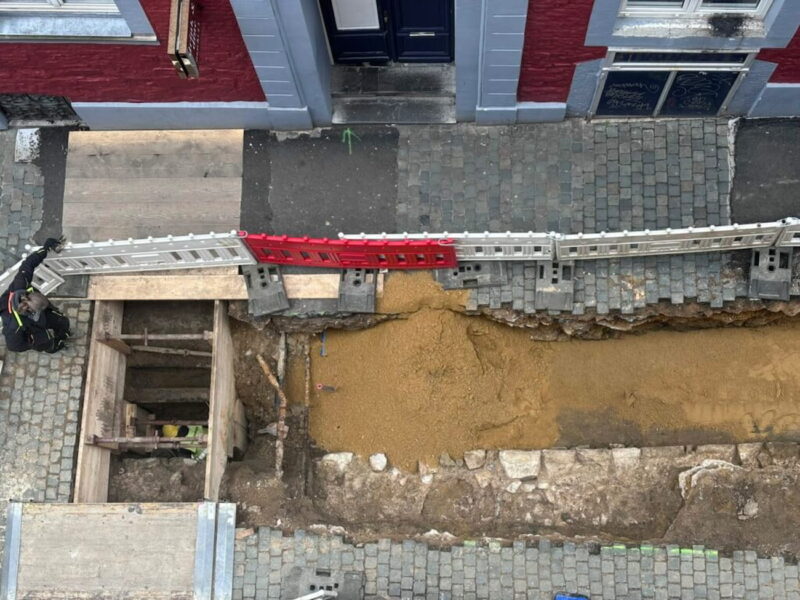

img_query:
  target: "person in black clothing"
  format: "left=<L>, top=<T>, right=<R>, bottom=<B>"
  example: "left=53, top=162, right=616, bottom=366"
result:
left=1, top=237, right=70, bottom=353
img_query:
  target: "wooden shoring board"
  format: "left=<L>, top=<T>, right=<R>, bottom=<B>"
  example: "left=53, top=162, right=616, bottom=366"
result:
left=63, top=130, right=243, bottom=243
left=73, top=300, right=126, bottom=503
left=205, top=301, right=237, bottom=501
left=87, top=272, right=342, bottom=300
left=14, top=503, right=198, bottom=599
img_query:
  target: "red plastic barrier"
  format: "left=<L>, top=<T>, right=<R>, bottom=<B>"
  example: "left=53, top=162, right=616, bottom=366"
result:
left=241, top=233, right=457, bottom=269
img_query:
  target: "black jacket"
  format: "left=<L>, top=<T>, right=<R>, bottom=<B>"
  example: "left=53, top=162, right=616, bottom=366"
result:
left=0, top=248, right=53, bottom=352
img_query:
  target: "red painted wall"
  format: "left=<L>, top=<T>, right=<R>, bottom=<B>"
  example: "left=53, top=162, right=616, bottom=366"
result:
left=759, top=27, right=800, bottom=83
left=517, top=0, right=606, bottom=102
left=0, top=0, right=265, bottom=102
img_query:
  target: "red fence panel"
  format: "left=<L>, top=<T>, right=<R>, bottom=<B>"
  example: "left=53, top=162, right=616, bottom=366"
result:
left=241, top=233, right=457, bottom=269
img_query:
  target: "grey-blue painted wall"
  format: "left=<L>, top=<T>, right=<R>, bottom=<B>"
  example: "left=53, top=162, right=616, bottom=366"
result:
left=72, top=102, right=273, bottom=130
left=750, top=84, right=800, bottom=116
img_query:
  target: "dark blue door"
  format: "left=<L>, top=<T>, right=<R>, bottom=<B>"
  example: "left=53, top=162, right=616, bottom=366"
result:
left=320, top=0, right=453, bottom=64
left=390, top=0, right=452, bottom=62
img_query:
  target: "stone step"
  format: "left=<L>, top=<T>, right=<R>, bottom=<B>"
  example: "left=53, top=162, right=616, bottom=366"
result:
left=331, top=64, right=455, bottom=97
left=332, top=96, right=455, bottom=124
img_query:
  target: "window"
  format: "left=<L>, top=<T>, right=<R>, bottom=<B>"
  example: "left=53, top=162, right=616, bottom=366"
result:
left=0, top=0, right=155, bottom=41
left=623, top=0, right=770, bottom=16
left=591, top=50, right=754, bottom=118
left=0, top=0, right=119, bottom=13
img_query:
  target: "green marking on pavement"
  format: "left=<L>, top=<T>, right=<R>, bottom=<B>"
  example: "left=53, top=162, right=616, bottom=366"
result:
left=613, top=544, right=627, bottom=552
left=640, top=545, right=654, bottom=553
left=341, top=127, right=360, bottom=155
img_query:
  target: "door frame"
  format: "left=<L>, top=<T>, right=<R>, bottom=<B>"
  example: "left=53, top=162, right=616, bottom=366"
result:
left=588, top=49, right=755, bottom=118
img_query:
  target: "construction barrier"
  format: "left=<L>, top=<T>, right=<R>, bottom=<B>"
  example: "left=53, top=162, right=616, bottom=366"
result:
left=241, top=233, right=457, bottom=269
left=556, top=221, right=785, bottom=260
left=340, top=231, right=554, bottom=261
left=340, top=217, right=800, bottom=262
left=776, top=218, right=800, bottom=247
left=41, top=231, right=256, bottom=275
left=0, top=259, right=64, bottom=295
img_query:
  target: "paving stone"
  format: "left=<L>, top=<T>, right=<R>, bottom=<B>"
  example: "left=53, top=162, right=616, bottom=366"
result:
left=394, top=121, right=766, bottom=316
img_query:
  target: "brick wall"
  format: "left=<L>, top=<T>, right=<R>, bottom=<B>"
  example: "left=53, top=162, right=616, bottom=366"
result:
left=0, top=0, right=265, bottom=103
left=517, top=0, right=606, bottom=103
left=759, top=27, right=800, bottom=83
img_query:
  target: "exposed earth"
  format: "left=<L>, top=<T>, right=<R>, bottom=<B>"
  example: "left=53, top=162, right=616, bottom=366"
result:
left=108, top=271, right=800, bottom=558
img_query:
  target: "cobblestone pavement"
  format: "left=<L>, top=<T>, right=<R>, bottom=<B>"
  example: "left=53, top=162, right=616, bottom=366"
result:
left=0, top=129, right=44, bottom=271
left=235, top=528, right=800, bottom=600
left=396, top=120, right=731, bottom=234
left=0, top=301, right=90, bottom=559
left=393, top=119, right=754, bottom=316
left=0, top=131, right=89, bottom=560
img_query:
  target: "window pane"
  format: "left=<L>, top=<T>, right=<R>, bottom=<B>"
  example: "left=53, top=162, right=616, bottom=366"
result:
left=627, top=0, right=684, bottom=4
left=702, top=0, right=759, bottom=4
left=614, top=52, right=748, bottom=64
left=595, top=71, right=670, bottom=116
left=659, top=71, right=738, bottom=116
left=331, top=0, right=380, bottom=30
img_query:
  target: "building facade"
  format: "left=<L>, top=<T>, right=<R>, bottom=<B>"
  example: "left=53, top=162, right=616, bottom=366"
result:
left=0, top=0, right=798, bottom=129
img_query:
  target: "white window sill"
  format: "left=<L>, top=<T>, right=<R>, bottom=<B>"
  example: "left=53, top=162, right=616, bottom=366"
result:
left=614, top=15, right=766, bottom=38
left=0, top=13, right=156, bottom=41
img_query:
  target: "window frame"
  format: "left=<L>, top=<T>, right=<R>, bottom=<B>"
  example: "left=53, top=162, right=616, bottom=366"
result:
left=589, top=49, right=756, bottom=118
left=621, top=0, right=772, bottom=18
left=0, top=0, right=156, bottom=41
left=0, top=0, right=119, bottom=12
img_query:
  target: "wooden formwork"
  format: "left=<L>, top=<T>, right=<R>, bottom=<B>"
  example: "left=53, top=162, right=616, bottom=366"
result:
left=73, top=299, right=246, bottom=503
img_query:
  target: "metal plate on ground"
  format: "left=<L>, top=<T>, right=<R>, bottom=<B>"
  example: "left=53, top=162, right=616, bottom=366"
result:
left=243, top=264, right=290, bottom=316
left=534, top=261, right=575, bottom=312
left=281, top=567, right=364, bottom=600
left=337, top=268, right=376, bottom=313
left=434, top=262, right=508, bottom=289
left=748, top=247, right=792, bottom=301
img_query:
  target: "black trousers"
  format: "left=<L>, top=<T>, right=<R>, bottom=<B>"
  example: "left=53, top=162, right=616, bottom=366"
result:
left=35, top=308, right=71, bottom=353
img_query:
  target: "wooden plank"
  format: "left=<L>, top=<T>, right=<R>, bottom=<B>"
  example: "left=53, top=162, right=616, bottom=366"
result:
left=230, top=398, right=248, bottom=456
left=73, top=301, right=126, bottom=503
left=16, top=503, right=197, bottom=599
left=87, top=273, right=341, bottom=300
left=205, top=301, right=236, bottom=501
left=67, top=130, right=243, bottom=158
left=63, top=178, right=242, bottom=205
left=88, top=274, right=249, bottom=300
left=128, top=387, right=210, bottom=404
left=63, top=129, right=243, bottom=243
left=96, top=334, right=132, bottom=355
left=124, top=402, right=153, bottom=437
left=64, top=154, right=242, bottom=179
left=64, top=224, right=242, bottom=245
left=283, top=274, right=340, bottom=298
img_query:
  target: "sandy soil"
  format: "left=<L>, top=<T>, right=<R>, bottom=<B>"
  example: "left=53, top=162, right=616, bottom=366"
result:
left=293, top=275, right=800, bottom=470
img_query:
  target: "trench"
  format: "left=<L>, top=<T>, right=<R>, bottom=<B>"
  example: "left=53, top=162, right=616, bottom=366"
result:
left=285, top=272, right=800, bottom=471
left=106, top=273, right=800, bottom=555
